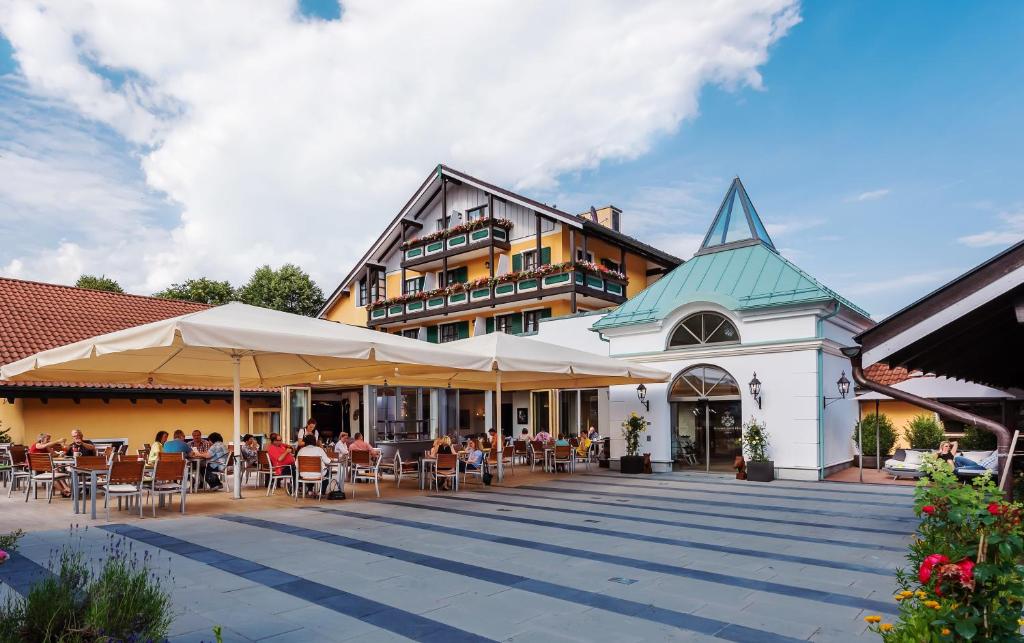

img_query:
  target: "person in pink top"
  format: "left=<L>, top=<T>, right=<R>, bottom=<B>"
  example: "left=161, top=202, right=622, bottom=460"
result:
left=348, top=433, right=372, bottom=451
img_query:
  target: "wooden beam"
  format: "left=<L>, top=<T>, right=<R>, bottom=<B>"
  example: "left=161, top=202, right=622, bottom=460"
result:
left=441, top=177, right=448, bottom=288
left=535, top=213, right=543, bottom=299
left=488, top=193, right=496, bottom=309
left=569, top=226, right=577, bottom=314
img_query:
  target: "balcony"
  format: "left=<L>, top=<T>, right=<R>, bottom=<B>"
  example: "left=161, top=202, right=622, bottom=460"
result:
left=400, top=218, right=512, bottom=271
left=366, top=262, right=628, bottom=327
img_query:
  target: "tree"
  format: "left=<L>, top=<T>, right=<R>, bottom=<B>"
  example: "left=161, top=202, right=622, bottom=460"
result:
left=154, top=278, right=236, bottom=305
left=236, top=264, right=325, bottom=317
left=75, top=275, right=124, bottom=293
left=904, top=414, right=945, bottom=449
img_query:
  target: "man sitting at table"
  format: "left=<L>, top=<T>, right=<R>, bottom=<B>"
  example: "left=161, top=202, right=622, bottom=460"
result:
left=62, top=429, right=97, bottom=457
left=267, top=433, right=295, bottom=481
left=348, top=433, right=371, bottom=452
left=188, top=430, right=212, bottom=453
left=162, top=430, right=191, bottom=457
left=297, top=434, right=332, bottom=494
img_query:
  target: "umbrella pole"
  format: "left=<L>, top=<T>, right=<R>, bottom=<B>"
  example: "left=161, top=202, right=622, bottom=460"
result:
left=232, top=355, right=243, bottom=500
left=496, top=371, right=503, bottom=483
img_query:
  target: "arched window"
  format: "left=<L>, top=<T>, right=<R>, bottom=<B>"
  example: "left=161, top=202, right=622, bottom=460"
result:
left=668, top=312, right=739, bottom=348
left=669, top=364, right=741, bottom=400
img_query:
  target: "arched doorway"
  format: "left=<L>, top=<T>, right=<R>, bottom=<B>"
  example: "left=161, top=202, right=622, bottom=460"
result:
left=669, top=364, right=742, bottom=472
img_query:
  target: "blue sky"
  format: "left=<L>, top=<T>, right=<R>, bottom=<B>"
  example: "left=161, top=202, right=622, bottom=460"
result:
left=0, top=1, right=1021, bottom=319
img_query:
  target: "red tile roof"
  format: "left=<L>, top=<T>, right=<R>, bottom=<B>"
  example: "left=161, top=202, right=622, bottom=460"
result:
left=864, top=363, right=917, bottom=387
left=0, top=277, right=209, bottom=366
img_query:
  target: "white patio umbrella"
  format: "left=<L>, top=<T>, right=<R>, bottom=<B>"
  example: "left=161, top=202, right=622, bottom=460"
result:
left=317, top=331, right=671, bottom=472
left=0, top=302, right=492, bottom=498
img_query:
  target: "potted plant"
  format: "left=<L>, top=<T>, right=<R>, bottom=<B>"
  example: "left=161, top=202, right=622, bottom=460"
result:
left=620, top=412, right=648, bottom=474
left=742, top=418, right=773, bottom=482
left=851, top=412, right=896, bottom=468
left=904, top=414, right=944, bottom=450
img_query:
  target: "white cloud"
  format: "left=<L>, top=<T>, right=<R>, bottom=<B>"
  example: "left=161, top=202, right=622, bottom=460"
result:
left=842, top=269, right=956, bottom=297
left=0, top=0, right=800, bottom=293
left=957, top=211, right=1024, bottom=248
left=764, top=216, right=824, bottom=238
left=848, top=188, right=890, bottom=203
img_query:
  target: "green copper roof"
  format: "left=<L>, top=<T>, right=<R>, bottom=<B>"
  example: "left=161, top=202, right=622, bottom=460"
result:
left=593, top=233, right=869, bottom=331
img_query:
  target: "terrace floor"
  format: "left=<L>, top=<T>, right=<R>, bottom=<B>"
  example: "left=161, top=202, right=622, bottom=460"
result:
left=0, top=470, right=917, bottom=642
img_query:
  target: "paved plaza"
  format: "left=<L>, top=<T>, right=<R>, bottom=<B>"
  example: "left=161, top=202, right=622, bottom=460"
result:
left=0, top=472, right=917, bottom=642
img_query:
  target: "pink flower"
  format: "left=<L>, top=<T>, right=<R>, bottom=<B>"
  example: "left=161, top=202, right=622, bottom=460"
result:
left=0, top=549, right=8, bottom=566
left=919, top=554, right=950, bottom=584
left=922, top=505, right=936, bottom=515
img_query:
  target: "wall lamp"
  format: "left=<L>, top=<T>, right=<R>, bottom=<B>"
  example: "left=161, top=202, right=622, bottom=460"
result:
left=823, top=371, right=851, bottom=408
left=636, top=384, right=650, bottom=412
left=748, top=373, right=762, bottom=409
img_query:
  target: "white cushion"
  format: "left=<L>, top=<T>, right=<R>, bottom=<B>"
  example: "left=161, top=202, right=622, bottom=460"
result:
left=903, top=451, right=925, bottom=467
left=107, top=484, right=140, bottom=493
left=964, top=450, right=995, bottom=462
left=32, top=472, right=69, bottom=480
left=885, top=459, right=918, bottom=470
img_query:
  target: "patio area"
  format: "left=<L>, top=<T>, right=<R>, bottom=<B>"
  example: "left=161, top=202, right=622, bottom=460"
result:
left=1, top=471, right=918, bottom=642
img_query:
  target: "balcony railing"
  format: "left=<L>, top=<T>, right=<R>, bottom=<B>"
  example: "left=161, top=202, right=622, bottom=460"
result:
left=366, top=262, right=628, bottom=325
left=401, top=218, right=513, bottom=264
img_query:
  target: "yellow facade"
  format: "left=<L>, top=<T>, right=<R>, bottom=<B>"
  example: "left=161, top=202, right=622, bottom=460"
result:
left=859, top=400, right=938, bottom=450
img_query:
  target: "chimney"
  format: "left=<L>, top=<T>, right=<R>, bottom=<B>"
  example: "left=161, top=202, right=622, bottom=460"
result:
left=579, top=205, right=622, bottom=232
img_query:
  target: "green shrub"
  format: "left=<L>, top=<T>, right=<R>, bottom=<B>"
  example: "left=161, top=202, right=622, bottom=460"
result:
left=621, top=412, right=649, bottom=457
left=958, top=424, right=997, bottom=451
left=852, top=413, right=897, bottom=456
left=742, top=418, right=770, bottom=462
left=866, top=457, right=1024, bottom=640
left=0, top=531, right=172, bottom=641
left=904, top=414, right=944, bottom=449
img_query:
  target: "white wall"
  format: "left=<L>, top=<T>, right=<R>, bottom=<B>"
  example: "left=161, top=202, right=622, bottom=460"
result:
left=414, top=183, right=555, bottom=240
left=534, top=313, right=610, bottom=355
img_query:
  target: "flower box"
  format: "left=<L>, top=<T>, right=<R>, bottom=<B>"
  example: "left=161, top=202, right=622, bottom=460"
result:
left=447, top=234, right=467, bottom=249
left=494, top=283, right=515, bottom=297
left=493, top=228, right=508, bottom=241
left=448, top=292, right=467, bottom=305
left=517, top=279, right=538, bottom=293
left=575, top=272, right=585, bottom=285
left=388, top=305, right=404, bottom=317
left=586, top=275, right=604, bottom=290
left=425, top=241, right=444, bottom=255
left=406, top=300, right=424, bottom=312
left=426, top=297, right=445, bottom=309
left=370, top=308, right=387, bottom=320
left=470, top=287, right=490, bottom=301
left=470, top=228, right=490, bottom=242
left=543, top=272, right=571, bottom=287
left=605, top=281, right=624, bottom=296
left=405, top=247, right=424, bottom=260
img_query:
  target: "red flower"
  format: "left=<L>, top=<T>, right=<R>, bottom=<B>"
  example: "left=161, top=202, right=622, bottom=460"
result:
left=919, top=554, right=950, bottom=584
left=957, top=559, right=975, bottom=583
left=922, top=505, right=936, bottom=515
left=988, top=503, right=1002, bottom=516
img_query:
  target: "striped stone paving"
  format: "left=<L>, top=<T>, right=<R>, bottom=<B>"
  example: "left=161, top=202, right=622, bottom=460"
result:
left=0, top=471, right=916, bottom=642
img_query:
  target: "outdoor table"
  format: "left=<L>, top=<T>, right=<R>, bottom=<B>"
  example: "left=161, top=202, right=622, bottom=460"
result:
left=419, top=457, right=437, bottom=490
left=329, top=459, right=348, bottom=493
left=70, top=464, right=108, bottom=519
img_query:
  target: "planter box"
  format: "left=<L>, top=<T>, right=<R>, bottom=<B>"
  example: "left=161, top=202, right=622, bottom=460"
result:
left=447, top=234, right=467, bottom=249
left=493, top=228, right=508, bottom=241
left=470, top=228, right=490, bottom=242
left=746, top=461, right=775, bottom=482
left=387, top=305, right=404, bottom=317
left=494, top=283, right=515, bottom=297
left=470, top=287, right=490, bottom=301
left=426, top=297, right=445, bottom=310
left=585, top=275, right=604, bottom=290
left=425, top=241, right=444, bottom=255
left=543, top=272, right=571, bottom=287
left=857, top=455, right=889, bottom=469
left=620, top=455, right=644, bottom=475
left=606, top=281, right=624, bottom=296
left=370, top=308, right=386, bottom=320
left=404, top=247, right=424, bottom=260
left=406, top=300, right=424, bottom=312
left=447, top=292, right=467, bottom=305
left=517, top=279, right=538, bottom=293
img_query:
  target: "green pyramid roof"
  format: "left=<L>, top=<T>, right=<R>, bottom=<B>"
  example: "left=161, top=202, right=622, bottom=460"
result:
left=593, top=179, right=869, bottom=331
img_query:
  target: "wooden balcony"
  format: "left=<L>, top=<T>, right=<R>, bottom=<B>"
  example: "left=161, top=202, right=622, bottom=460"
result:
left=400, top=220, right=511, bottom=271
left=366, top=269, right=628, bottom=328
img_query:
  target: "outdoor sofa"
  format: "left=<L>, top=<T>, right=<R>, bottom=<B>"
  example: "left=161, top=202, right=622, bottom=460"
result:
left=883, top=448, right=998, bottom=480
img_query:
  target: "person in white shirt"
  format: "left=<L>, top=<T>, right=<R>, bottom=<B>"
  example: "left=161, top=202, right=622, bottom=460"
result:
left=333, top=437, right=349, bottom=458
left=296, top=434, right=331, bottom=493
left=296, top=418, right=319, bottom=444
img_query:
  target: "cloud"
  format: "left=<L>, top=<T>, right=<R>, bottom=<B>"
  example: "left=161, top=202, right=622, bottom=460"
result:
left=957, top=211, right=1024, bottom=248
left=764, top=217, right=824, bottom=238
left=842, top=269, right=957, bottom=297
left=847, top=188, right=891, bottom=203
left=0, top=0, right=800, bottom=293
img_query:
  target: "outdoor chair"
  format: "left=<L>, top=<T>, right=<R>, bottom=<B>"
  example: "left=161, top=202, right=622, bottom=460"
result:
left=529, top=440, right=548, bottom=472
left=25, top=452, right=70, bottom=503
left=573, top=444, right=592, bottom=471
left=512, top=440, right=529, bottom=466
left=381, top=452, right=419, bottom=488
left=264, top=451, right=294, bottom=497
left=103, top=460, right=146, bottom=520
left=0, top=449, right=11, bottom=489
left=72, top=455, right=109, bottom=500
left=553, top=445, right=573, bottom=474
left=146, top=458, right=188, bottom=516
left=7, top=445, right=29, bottom=497
left=208, top=452, right=235, bottom=492
left=463, top=456, right=486, bottom=485
left=96, top=445, right=112, bottom=461
left=351, top=451, right=382, bottom=498
left=432, top=453, right=459, bottom=492
left=295, top=455, right=327, bottom=502
left=250, top=450, right=272, bottom=488
left=158, top=451, right=185, bottom=461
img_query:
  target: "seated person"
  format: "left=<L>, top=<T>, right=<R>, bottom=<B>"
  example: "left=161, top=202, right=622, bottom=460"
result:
left=29, top=433, right=65, bottom=454
left=554, top=434, right=570, bottom=447
left=148, top=431, right=169, bottom=466
left=188, top=430, right=212, bottom=454
left=954, top=450, right=1000, bottom=473
left=202, top=432, right=228, bottom=490
left=437, top=436, right=454, bottom=455
left=519, top=428, right=531, bottom=442
left=936, top=441, right=956, bottom=467
left=427, top=437, right=443, bottom=459
left=162, top=430, right=192, bottom=457
left=296, top=434, right=332, bottom=493
left=239, top=434, right=259, bottom=467
left=576, top=433, right=592, bottom=457
left=63, top=429, right=97, bottom=457
left=460, top=438, right=484, bottom=473
left=534, top=430, right=552, bottom=443
left=333, top=435, right=349, bottom=459
left=267, top=433, right=295, bottom=478
left=348, top=433, right=372, bottom=452
left=587, top=426, right=599, bottom=440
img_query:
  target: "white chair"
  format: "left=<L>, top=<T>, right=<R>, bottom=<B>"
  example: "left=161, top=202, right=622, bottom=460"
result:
left=103, top=460, right=146, bottom=520
left=265, top=451, right=293, bottom=496
left=462, top=454, right=486, bottom=485
left=381, top=452, right=419, bottom=488
left=351, top=451, right=382, bottom=498
left=208, top=452, right=234, bottom=492
left=573, top=443, right=592, bottom=471
left=25, top=452, right=70, bottom=503
left=295, top=456, right=327, bottom=502
left=6, top=446, right=30, bottom=497
left=146, top=458, right=188, bottom=516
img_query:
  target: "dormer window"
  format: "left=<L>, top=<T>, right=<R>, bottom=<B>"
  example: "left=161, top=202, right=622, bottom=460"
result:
left=668, top=312, right=739, bottom=348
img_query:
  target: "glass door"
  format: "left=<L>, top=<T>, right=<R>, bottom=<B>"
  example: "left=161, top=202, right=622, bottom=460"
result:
left=281, top=386, right=311, bottom=443
left=532, top=391, right=551, bottom=435
left=668, top=364, right=742, bottom=472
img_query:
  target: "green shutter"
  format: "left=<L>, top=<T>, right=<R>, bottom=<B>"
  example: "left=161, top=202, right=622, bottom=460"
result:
left=455, top=266, right=468, bottom=283
left=540, top=246, right=551, bottom=266
left=541, top=308, right=552, bottom=319
left=512, top=253, right=522, bottom=272
left=486, top=317, right=495, bottom=334
left=509, top=314, right=523, bottom=335
left=417, top=277, right=425, bottom=290
left=426, top=326, right=438, bottom=343
left=457, top=321, right=470, bottom=339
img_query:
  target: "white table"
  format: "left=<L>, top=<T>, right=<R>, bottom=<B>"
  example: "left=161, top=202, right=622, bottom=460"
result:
left=419, top=457, right=436, bottom=490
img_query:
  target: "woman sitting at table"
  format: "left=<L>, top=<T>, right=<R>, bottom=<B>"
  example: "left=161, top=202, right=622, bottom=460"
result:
left=202, top=432, right=228, bottom=490
left=460, top=438, right=484, bottom=473
left=575, top=433, right=592, bottom=458
left=147, top=431, right=169, bottom=466
left=554, top=434, right=570, bottom=447
left=427, top=438, right=443, bottom=459
left=437, top=436, right=454, bottom=455
left=29, top=433, right=72, bottom=496
left=239, top=434, right=259, bottom=467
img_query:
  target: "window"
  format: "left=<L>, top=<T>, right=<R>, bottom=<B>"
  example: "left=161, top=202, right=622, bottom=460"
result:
left=601, top=258, right=621, bottom=273
left=668, top=312, right=739, bottom=348
left=441, top=266, right=468, bottom=287
left=404, top=277, right=424, bottom=295
left=466, top=205, right=487, bottom=222
left=576, top=249, right=594, bottom=263
left=523, top=308, right=550, bottom=333
left=435, top=214, right=452, bottom=231
left=669, top=364, right=741, bottom=400
left=357, top=278, right=368, bottom=306
left=522, top=250, right=537, bottom=271
left=401, top=328, right=419, bottom=340
left=495, top=314, right=517, bottom=334
left=368, top=270, right=386, bottom=302
left=440, top=322, right=462, bottom=343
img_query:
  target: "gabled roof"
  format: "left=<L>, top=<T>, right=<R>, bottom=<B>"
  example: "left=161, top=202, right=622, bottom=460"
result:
left=593, top=178, right=869, bottom=331
left=317, top=164, right=682, bottom=316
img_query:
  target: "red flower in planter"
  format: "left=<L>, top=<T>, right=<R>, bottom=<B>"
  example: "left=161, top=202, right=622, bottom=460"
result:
left=922, top=505, right=936, bottom=515
left=988, top=502, right=1002, bottom=516
left=919, top=554, right=950, bottom=584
